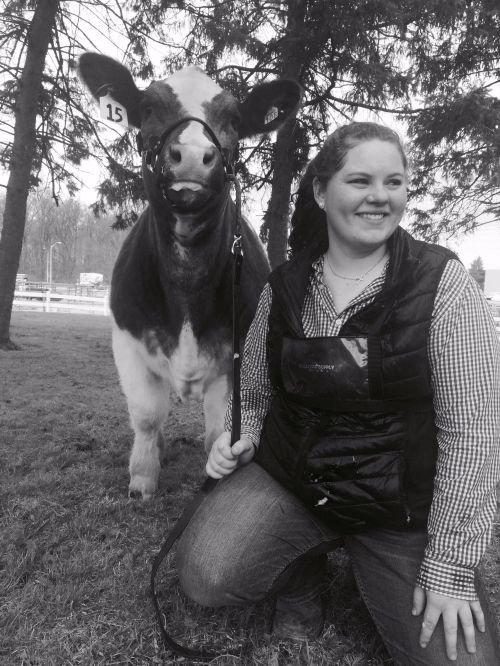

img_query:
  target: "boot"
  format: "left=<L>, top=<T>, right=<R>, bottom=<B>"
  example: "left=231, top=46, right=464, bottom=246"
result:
left=271, top=553, right=327, bottom=641
left=272, top=592, right=324, bottom=641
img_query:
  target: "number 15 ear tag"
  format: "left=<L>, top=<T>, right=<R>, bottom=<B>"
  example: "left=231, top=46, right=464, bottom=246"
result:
left=99, top=93, right=129, bottom=127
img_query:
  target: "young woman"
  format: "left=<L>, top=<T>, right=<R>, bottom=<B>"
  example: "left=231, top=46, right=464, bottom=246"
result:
left=176, top=122, right=500, bottom=664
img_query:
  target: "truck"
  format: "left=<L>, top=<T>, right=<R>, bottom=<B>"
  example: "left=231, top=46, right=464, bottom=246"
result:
left=15, top=274, right=28, bottom=290
left=79, top=272, right=104, bottom=287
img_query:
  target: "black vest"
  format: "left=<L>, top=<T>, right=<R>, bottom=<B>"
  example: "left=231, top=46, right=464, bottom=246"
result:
left=255, top=227, right=457, bottom=531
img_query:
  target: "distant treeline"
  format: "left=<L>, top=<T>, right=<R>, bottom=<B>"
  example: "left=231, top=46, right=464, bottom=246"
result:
left=0, top=190, right=127, bottom=284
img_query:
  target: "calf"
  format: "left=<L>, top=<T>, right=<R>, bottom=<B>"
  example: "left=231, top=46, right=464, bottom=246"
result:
left=78, top=53, right=301, bottom=498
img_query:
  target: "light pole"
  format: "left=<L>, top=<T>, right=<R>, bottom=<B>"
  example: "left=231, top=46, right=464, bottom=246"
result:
left=48, top=241, right=62, bottom=286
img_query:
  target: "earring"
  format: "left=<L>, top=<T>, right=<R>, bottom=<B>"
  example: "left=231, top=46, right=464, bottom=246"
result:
left=318, top=202, right=325, bottom=209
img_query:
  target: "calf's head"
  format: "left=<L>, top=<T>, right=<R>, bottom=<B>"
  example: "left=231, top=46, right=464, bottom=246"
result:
left=79, top=53, right=301, bottom=219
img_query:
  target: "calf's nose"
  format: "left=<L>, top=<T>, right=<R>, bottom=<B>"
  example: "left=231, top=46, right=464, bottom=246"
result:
left=167, top=143, right=218, bottom=171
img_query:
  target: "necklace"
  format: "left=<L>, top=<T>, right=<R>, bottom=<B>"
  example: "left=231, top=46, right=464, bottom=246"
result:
left=325, top=252, right=388, bottom=283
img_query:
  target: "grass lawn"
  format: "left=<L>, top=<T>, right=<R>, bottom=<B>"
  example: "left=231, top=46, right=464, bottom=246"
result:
left=1, top=311, right=499, bottom=666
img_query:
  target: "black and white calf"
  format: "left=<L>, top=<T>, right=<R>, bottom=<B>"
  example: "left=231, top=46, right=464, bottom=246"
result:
left=78, top=53, right=301, bottom=499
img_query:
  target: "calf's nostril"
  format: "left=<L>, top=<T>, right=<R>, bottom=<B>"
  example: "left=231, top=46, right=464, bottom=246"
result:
left=166, top=143, right=219, bottom=170
left=169, top=145, right=182, bottom=164
left=203, top=146, right=217, bottom=166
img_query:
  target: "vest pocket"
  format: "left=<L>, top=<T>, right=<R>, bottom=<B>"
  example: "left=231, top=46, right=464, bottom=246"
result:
left=301, top=449, right=410, bottom=529
left=281, top=336, right=370, bottom=400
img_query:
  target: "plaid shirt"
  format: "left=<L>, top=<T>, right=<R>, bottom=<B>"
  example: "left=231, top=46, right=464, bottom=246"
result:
left=226, top=256, right=500, bottom=600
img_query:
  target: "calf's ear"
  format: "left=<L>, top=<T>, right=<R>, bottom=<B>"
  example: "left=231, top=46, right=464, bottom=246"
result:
left=78, top=52, right=143, bottom=127
left=238, top=80, right=302, bottom=139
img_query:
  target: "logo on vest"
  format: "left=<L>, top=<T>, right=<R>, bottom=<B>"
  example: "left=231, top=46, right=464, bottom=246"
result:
left=298, top=362, right=336, bottom=373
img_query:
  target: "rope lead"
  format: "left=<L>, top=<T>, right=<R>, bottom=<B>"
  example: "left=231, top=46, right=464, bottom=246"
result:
left=149, top=121, right=244, bottom=661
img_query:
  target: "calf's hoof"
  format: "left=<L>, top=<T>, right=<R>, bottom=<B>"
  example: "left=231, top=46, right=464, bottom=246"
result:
left=128, top=474, right=157, bottom=500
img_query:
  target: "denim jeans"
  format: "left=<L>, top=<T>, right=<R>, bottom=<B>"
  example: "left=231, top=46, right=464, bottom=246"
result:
left=176, top=463, right=500, bottom=665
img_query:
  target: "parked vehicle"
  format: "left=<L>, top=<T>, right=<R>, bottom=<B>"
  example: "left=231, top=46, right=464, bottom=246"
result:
left=15, top=274, right=28, bottom=290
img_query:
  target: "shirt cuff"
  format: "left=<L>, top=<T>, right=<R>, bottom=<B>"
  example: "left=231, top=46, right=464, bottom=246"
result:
left=222, top=415, right=261, bottom=449
left=416, top=557, right=477, bottom=601
left=240, top=428, right=260, bottom=449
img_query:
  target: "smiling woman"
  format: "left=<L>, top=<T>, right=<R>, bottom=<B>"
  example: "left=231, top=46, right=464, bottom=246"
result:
left=313, top=139, right=407, bottom=254
left=312, top=137, right=407, bottom=312
left=176, top=121, right=500, bottom=664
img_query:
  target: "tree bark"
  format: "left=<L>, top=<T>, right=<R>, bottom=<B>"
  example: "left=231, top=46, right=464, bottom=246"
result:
left=265, top=0, right=306, bottom=269
left=0, top=0, right=59, bottom=348
left=265, top=115, right=299, bottom=267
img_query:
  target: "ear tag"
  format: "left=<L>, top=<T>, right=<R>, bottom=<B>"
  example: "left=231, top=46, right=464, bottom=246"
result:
left=265, top=106, right=279, bottom=125
left=99, top=93, right=129, bottom=127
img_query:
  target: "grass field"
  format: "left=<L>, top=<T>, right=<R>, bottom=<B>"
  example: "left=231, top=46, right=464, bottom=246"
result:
left=1, top=311, right=499, bottom=666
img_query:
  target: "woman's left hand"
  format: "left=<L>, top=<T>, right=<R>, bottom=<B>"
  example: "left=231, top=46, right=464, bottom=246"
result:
left=412, top=586, right=485, bottom=661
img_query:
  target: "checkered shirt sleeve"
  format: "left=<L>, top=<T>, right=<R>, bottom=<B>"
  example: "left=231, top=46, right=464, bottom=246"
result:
left=224, top=283, right=275, bottom=445
left=415, top=259, right=500, bottom=600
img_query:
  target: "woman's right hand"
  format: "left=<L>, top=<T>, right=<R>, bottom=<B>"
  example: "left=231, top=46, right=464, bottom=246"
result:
left=206, top=432, right=255, bottom=479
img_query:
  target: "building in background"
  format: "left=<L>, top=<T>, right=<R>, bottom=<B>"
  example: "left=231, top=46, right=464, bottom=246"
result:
left=485, top=270, right=500, bottom=301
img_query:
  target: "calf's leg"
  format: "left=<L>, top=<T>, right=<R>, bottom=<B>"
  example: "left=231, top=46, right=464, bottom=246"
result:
left=112, top=326, right=170, bottom=499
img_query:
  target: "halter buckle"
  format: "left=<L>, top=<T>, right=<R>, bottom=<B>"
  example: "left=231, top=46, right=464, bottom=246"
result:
left=231, top=235, right=243, bottom=256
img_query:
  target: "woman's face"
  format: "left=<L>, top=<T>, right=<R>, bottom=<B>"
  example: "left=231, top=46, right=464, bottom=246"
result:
left=313, top=139, right=407, bottom=257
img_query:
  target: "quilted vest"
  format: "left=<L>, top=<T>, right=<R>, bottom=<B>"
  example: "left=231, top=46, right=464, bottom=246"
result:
left=255, top=227, right=457, bottom=531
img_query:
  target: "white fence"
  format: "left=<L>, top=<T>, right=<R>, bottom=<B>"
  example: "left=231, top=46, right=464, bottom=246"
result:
left=13, top=289, right=110, bottom=316
left=11, top=289, right=500, bottom=332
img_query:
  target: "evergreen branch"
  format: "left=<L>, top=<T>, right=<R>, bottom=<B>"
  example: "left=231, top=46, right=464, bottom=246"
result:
left=305, top=91, right=422, bottom=116
left=215, top=64, right=278, bottom=76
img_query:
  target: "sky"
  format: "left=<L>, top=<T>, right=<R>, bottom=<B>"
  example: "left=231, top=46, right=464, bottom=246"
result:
left=444, top=222, right=500, bottom=271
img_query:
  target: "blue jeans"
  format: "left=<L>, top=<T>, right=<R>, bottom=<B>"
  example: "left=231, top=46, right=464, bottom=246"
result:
left=176, top=463, right=500, bottom=665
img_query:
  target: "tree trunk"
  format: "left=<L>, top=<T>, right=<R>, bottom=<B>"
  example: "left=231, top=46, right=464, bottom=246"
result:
left=265, top=0, right=306, bottom=269
left=0, top=0, right=59, bottom=349
left=265, top=116, right=299, bottom=267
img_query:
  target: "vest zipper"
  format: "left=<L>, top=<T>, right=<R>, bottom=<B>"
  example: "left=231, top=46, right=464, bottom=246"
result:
left=293, top=416, right=326, bottom=489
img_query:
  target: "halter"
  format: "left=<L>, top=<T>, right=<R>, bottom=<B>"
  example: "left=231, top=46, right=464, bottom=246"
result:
left=136, top=115, right=234, bottom=177
left=146, top=115, right=244, bottom=661
left=136, top=115, right=242, bottom=247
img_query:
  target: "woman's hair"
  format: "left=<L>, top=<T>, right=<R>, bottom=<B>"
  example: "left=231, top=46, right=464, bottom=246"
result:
left=288, top=122, right=407, bottom=259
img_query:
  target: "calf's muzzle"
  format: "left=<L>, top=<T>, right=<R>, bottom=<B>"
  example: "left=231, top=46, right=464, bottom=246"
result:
left=137, top=116, right=234, bottom=212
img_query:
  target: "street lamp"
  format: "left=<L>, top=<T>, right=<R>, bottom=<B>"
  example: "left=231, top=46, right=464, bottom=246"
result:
left=48, top=241, right=62, bottom=286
